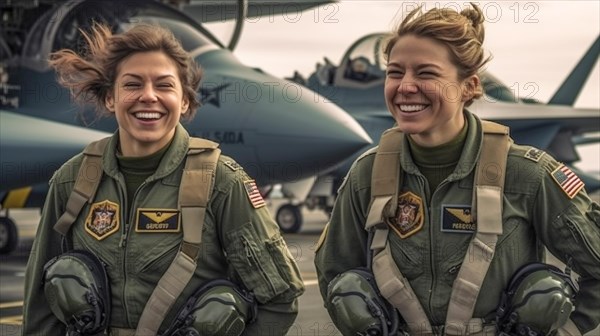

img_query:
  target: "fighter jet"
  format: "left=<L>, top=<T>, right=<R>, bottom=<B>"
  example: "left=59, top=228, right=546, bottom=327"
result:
left=274, top=32, right=599, bottom=233
left=0, top=0, right=371, bottom=253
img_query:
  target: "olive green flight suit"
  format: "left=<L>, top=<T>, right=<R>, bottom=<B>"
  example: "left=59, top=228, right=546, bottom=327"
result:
left=315, top=111, right=600, bottom=334
left=23, top=124, right=304, bottom=335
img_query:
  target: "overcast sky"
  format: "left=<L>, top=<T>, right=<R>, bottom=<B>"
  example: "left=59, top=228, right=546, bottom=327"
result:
left=208, top=0, right=599, bottom=108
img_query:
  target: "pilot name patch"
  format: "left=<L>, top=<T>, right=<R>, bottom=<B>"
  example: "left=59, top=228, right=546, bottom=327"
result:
left=441, top=205, right=476, bottom=233
left=135, top=209, right=180, bottom=233
left=524, top=148, right=545, bottom=162
left=85, top=200, right=120, bottom=240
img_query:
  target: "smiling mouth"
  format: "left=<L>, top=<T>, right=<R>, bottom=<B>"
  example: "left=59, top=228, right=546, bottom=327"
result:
left=134, top=112, right=163, bottom=120
left=399, top=104, right=428, bottom=112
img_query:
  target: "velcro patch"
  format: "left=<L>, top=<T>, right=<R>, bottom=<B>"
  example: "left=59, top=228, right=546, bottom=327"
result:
left=441, top=205, right=476, bottom=233
left=243, top=180, right=265, bottom=208
left=85, top=200, right=120, bottom=240
left=524, top=148, right=545, bottom=162
left=224, top=160, right=242, bottom=171
left=135, top=209, right=180, bottom=232
left=386, top=191, right=424, bottom=238
left=551, top=164, right=584, bottom=199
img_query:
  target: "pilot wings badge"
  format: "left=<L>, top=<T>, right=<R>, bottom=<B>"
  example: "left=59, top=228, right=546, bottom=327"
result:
left=85, top=200, right=120, bottom=240
left=387, top=191, right=424, bottom=239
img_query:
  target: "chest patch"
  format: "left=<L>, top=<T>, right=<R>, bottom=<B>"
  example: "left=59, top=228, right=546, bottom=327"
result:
left=387, top=191, right=424, bottom=238
left=441, top=205, right=476, bottom=233
left=85, top=200, right=120, bottom=240
left=135, top=209, right=180, bottom=233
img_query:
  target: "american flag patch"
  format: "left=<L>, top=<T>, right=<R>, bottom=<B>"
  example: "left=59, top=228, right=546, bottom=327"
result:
left=551, top=164, right=584, bottom=199
left=243, top=180, right=265, bottom=208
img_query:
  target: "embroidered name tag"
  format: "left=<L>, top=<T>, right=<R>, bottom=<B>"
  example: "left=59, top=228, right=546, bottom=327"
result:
left=135, top=209, right=180, bottom=233
left=441, top=205, right=476, bottom=233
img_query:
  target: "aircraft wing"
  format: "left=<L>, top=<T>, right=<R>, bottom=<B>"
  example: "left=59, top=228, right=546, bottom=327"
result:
left=0, top=110, right=111, bottom=190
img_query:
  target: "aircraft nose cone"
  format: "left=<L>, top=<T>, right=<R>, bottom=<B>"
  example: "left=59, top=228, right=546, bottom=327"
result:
left=249, top=82, right=373, bottom=184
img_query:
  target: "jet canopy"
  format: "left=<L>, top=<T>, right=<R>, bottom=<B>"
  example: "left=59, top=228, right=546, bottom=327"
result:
left=15, top=0, right=222, bottom=72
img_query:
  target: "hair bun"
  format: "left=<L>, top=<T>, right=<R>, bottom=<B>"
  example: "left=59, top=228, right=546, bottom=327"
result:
left=461, top=4, right=485, bottom=42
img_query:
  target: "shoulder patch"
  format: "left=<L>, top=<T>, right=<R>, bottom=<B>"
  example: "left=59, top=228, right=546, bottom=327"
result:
left=524, top=147, right=545, bottom=162
left=224, top=160, right=242, bottom=171
left=243, top=180, right=266, bottom=209
left=550, top=164, right=585, bottom=199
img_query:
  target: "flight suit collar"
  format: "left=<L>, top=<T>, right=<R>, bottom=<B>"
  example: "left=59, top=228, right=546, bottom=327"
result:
left=398, top=110, right=483, bottom=180
left=101, top=123, right=190, bottom=181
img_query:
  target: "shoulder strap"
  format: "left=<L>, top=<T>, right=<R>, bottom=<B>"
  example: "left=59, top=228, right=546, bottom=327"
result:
left=444, top=120, right=510, bottom=335
left=136, top=138, right=220, bottom=336
left=366, top=128, right=435, bottom=335
left=53, top=137, right=111, bottom=236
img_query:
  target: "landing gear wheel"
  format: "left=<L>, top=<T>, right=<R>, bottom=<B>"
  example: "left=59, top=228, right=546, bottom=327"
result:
left=0, top=217, right=18, bottom=254
left=276, top=204, right=303, bottom=233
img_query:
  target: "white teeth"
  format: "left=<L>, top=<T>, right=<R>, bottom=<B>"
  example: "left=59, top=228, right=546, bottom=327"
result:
left=135, top=112, right=162, bottom=120
left=399, top=104, right=427, bottom=112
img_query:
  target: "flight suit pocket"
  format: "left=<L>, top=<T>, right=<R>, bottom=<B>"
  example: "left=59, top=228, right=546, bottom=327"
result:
left=388, top=236, right=424, bottom=281
left=225, top=223, right=290, bottom=304
left=266, top=236, right=305, bottom=301
left=139, top=243, right=179, bottom=274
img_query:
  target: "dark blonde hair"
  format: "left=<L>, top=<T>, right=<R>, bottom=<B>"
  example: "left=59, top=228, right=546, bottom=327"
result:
left=384, top=3, right=490, bottom=105
left=49, top=23, right=202, bottom=121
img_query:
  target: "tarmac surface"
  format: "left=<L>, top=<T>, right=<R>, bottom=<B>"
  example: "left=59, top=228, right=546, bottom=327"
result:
left=1, top=192, right=599, bottom=335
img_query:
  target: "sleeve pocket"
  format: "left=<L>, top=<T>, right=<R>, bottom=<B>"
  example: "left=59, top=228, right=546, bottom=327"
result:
left=266, top=235, right=305, bottom=301
left=225, top=222, right=290, bottom=303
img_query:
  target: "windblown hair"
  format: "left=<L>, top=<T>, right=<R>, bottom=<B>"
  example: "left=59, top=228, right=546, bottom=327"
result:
left=48, top=23, right=202, bottom=121
left=384, top=3, right=490, bottom=105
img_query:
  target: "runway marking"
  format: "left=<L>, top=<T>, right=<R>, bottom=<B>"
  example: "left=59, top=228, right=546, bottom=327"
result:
left=0, top=316, right=22, bottom=324
left=303, top=279, right=319, bottom=286
left=0, top=301, right=22, bottom=309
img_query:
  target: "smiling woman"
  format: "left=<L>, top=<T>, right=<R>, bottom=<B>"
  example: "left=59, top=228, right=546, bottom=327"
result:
left=22, top=23, right=304, bottom=336
left=105, top=51, right=190, bottom=157
left=314, top=3, right=600, bottom=336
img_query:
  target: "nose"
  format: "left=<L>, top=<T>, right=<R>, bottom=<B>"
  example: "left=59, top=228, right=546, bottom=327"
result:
left=397, top=79, right=419, bottom=94
left=138, top=84, right=158, bottom=103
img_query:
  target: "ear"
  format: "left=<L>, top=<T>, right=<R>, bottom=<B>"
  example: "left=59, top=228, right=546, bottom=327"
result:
left=181, top=97, right=190, bottom=115
left=105, top=93, right=115, bottom=113
left=462, top=74, right=482, bottom=102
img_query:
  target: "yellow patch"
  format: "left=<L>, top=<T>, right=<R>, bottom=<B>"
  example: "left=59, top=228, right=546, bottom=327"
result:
left=85, top=200, right=120, bottom=240
left=386, top=191, right=424, bottom=238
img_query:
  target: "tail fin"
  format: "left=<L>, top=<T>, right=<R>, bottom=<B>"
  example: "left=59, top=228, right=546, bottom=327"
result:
left=548, top=36, right=599, bottom=106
